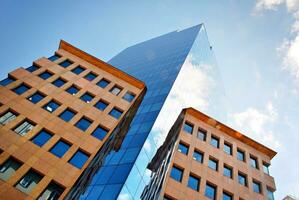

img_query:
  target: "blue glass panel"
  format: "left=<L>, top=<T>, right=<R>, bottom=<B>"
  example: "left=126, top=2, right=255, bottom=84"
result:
left=238, top=173, right=247, bottom=186
left=205, top=183, right=216, bottom=200
left=250, top=156, right=258, bottom=169
left=50, top=140, right=71, bottom=158
left=66, top=85, right=79, bottom=95
left=59, top=60, right=73, bottom=68
left=43, top=100, right=60, bottom=113
left=84, top=72, right=97, bottom=81
left=210, top=136, right=219, bottom=148
left=39, top=71, right=53, bottom=80
left=178, top=143, right=188, bottom=155
left=208, top=158, right=218, bottom=171
left=253, top=181, right=261, bottom=193
left=91, top=126, right=109, bottom=140
left=97, top=79, right=110, bottom=88
left=267, top=189, right=274, bottom=200
left=223, top=166, right=232, bottom=178
left=31, top=129, right=52, bottom=147
left=109, top=108, right=123, bottom=119
left=170, top=166, right=183, bottom=182
left=48, top=55, right=60, bottom=61
left=122, top=92, right=135, bottom=102
left=27, top=92, right=45, bottom=104
left=188, top=175, right=200, bottom=191
left=94, top=100, right=108, bottom=111
left=26, top=65, right=39, bottom=72
left=75, top=117, right=92, bottom=131
left=224, top=143, right=232, bottom=155
left=0, top=76, right=16, bottom=86
left=223, top=192, right=232, bottom=200
left=183, top=122, right=193, bottom=134
left=237, top=149, right=245, bottom=161
left=197, top=129, right=207, bottom=141
left=193, top=151, right=203, bottom=163
left=12, top=84, right=30, bottom=95
left=71, top=66, right=85, bottom=75
left=59, top=109, right=76, bottom=122
left=80, top=93, right=94, bottom=103
left=108, top=164, right=133, bottom=184
left=52, top=78, right=66, bottom=87
left=98, top=184, right=122, bottom=200
left=68, top=150, right=89, bottom=169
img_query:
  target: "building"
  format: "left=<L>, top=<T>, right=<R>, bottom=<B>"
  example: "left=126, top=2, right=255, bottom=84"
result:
left=283, top=195, right=298, bottom=200
left=0, top=40, right=146, bottom=199
left=142, top=108, right=276, bottom=200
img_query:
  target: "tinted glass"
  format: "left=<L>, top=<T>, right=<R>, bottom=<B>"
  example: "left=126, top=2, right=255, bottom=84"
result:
left=59, top=109, right=76, bottom=122
left=205, top=183, right=216, bottom=200
left=39, top=71, right=53, bottom=80
left=71, top=66, right=85, bottom=75
left=210, top=136, right=219, bottom=148
left=250, top=156, right=258, bottom=169
left=263, top=163, right=270, bottom=175
left=267, top=188, right=274, bottom=200
left=97, top=79, right=110, bottom=88
left=253, top=181, right=261, bottom=193
left=80, top=93, right=94, bottom=103
left=178, top=143, right=188, bottom=155
left=12, top=84, right=30, bottom=95
left=123, top=92, right=135, bottom=102
left=69, top=150, right=89, bottom=169
left=237, top=149, right=245, bottom=161
left=0, top=76, right=16, bottom=86
left=26, top=65, right=39, bottom=72
left=197, top=129, right=206, bottom=141
left=50, top=140, right=71, bottom=158
left=91, top=126, right=109, bottom=140
left=193, top=150, right=203, bottom=163
left=208, top=158, right=218, bottom=171
left=238, top=173, right=247, bottom=186
left=0, top=157, right=22, bottom=181
left=222, top=192, right=232, bottom=200
left=183, top=122, right=193, bottom=134
left=110, top=86, right=122, bottom=95
left=109, top=108, right=123, bottom=119
left=0, top=110, right=17, bottom=125
left=43, top=100, right=60, bottom=113
left=188, top=174, right=200, bottom=191
left=28, top=92, right=45, bottom=104
left=75, top=117, right=92, bottom=131
left=59, top=60, right=73, bottom=68
left=52, top=78, right=66, bottom=87
left=170, top=166, right=183, bottom=182
left=223, top=165, right=232, bottom=178
left=66, top=85, right=79, bottom=95
left=84, top=72, right=97, bottom=81
left=94, top=100, right=109, bottom=111
left=224, top=143, right=232, bottom=155
left=31, top=130, right=52, bottom=147
left=48, top=55, right=60, bottom=61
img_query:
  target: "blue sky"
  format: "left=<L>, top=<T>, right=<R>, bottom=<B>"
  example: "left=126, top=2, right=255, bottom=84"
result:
left=1, top=0, right=298, bottom=199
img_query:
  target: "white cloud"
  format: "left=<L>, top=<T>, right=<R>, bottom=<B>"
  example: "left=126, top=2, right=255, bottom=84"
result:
left=255, top=0, right=284, bottom=11
left=118, top=193, right=130, bottom=200
left=143, top=140, right=152, bottom=153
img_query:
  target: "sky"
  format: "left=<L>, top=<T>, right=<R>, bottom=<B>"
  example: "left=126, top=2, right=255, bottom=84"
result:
left=0, top=0, right=298, bottom=199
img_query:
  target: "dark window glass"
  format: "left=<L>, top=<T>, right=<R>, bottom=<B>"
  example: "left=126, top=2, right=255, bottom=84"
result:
left=84, top=72, right=97, bottom=81
left=163, top=196, right=173, bottom=200
left=52, top=78, right=66, bottom=87
left=205, top=183, right=217, bottom=200
left=59, top=108, right=76, bottom=122
left=109, top=85, right=122, bottom=95
left=0, top=76, right=16, bottom=86
left=0, top=157, right=22, bottom=181
left=123, top=92, right=135, bottom=102
left=80, top=92, right=94, bottom=103
left=263, top=162, right=270, bottom=175
left=75, top=117, right=92, bottom=132
left=109, top=108, right=123, bottom=119
left=197, top=128, right=207, bottom=141
left=237, top=149, right=245, bottom=161
left=94, top=100, right=109, bottom=111
left=59, top=59, right=73, bottom=68
left=91, top=126, right=109, bottom=140
left=14, top=120, right=35, bottom=136
left=12, top=84, right=30, bottom=95
left=0, top=110, right=18, bottom=125
left=31, top=129, right=53, bottom=147
left=48, top=55, right=60, bottom=61
left=66, top=85, right=79, bottom=95
left=39, top=71, right=53, bottom=80
left=188, top=174, right=200, bottom=191
left=39, top=181, right=65, bottom=200
left=210, top=136, right=219, bottom=148
left=43, top=100, right=60, bottom=113
left=238, top=172, right=247, bottom=186
left=183, top=122, right=193, bottom=134
left=253, top=181, right=261, bottom=193
left=170, top=166, right=183, bottom=182
left=71, top=66, right=85, bottom=75
left=250, top=156, right=259, bottom=169
left=193, top=150, right=203, bottom=163
left=208, top=158, right=218, bottom=171
left=68, top=150, right=89, bottom=169
left=223, top=192, right=232, bottom=200
left=223, top=165, right=232, bottom=178
left=178, top=142, right=189, bottom=155
left=15, top=169, right=43, bottom=194
left=26, top=65, right=39, bottom=72
left=27, top=91, right=45, bottom=104
left=267, top=188, right=274, bottom=200
left=97, top=79, right=110, bottom=88
left=50, top=140, right=71, bottom=158
left=224, top=142, right=232, bottom=155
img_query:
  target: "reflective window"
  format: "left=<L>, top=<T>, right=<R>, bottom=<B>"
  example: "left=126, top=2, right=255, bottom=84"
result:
left=188, top=174, right=200, bottom=191
left=183, top=122, right=193, bottom=134
left=222, top=191, right=232, bottom=200
left=80, top=92, right=94, bottom=103
left=205, top=183, right=217, bottom=200
left=50, top=140, right=71, bottom=158
left=15, top=169, right=43, bottom=194
left=123, top=92, right=135, bottom=102
left=38, top=181, right=65, bottom=200
left=0, top=110, right=18, bottom=125
left=84, top=72, right=97, bottom=81
left=208, top=157, right=218, bottom=171
left=94, top=100, right=109, bottom=111
left=31, top=129, right=53, bottom=147
left=48, top=55, right=60, bottom=62
left=39, top=71, right=53, bottom=80
left=263, top=162, right=270, bottom=175
left=52, top=78, right=66, bottom=87
left=224, top=142, right=232, bottom=155
left=178, top=142, right=189, bottom=155
left=192, top=150, right=203, bottom=163
left=170, top=165, right=183, bottom=182
left=68, top=149, right=90, bottom=169
left=66, top=85, right=80, bottom=95
left=59, top=108, right=76, bottom=122
left=91, top=126, right=109, bottom=140
left=250, top=155, right=259, bottom=169
left=238, top=172, right=247, bottom=186
left=253, top=180, right=262, bottom=193
left=12, top=83, right=30, bottom=95
left=14, top=120, right=35, bottom=136
left=237, top=149, right=245, bottom=162
left=0, top=157, right=22, bottom=181
left=71, top=66, right=85, bottom=75
left=267, top=188, right=274, bottom=200
left=110, top=85, right=122, bottom=95
left=210, top=135, right=219, bottom=148
left=0, top=76, right=16, bottom=86
left=75, top=117, right=92, bottom=132
left=223, top=165, right=232, bottom=178
left=26, top=65, right=39, bottom=72
left=109, top=107, right=123, bottom=119
left=27, top=91, right=45, bottom=104
left=59, top=59, right=73, bottom=68
left=43, top=100, right=61, bottom=113
left=197, top=128, right=207, bottom=141
left=97, top=78, right=110, bottom=88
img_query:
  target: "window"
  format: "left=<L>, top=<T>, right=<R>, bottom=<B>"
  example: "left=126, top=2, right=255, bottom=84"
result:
left=27, top=91, right=45, bottom=104
left=48, top=54, right=60, bottom=61
left=205, top=183, right=217, bottom=200
left=109, top=107, right=123, bottom=119
left=26, top=65, right=39, bottom=72
left=94, top=99, right=109, bottom=111
left=66, top=85, right=80, bottom=95
left=52, top=78, right=66, bottom=87
left=193, top=150, right=203, bottom=163
left=43, top=100, right=61, bottom=113
left=208, top=157, right=218, bottom=171
left=188, top=174, right=200, bottom=191
left=197, top=128, right=207, bottom=141
left=177, top=142, right=189, bottom=155
left=267, top=187, right=274, bottom=200
left=110, top=85, right=122, bottom=95
left=50, top=140, right=71, bottom=158
left=222, top=191, right=233, bottom=200
left=71, top=66, right=85, bottom=75
left=97, top=78, right=110, bottom=88
left=75, top=117, right=92, bottom=132
left=91, top=126, right=109, bottom=140
left=59, top=59, right=73, bottom=68
left=210, top=135, right=219, bottom=148
left=0, top=110, right=18, bottom=125
left=123, top=91, right=135, bottom=102
left=14, top=120, right=35, bottom=136
left=250, top=155, right=259, bottom=169
left=38, top=181, right=65, bottom=200
left=263, top=162, right=270, bottom=175
left=170, top=165, right=183, bottom=182
left=39, top=71, right=53, bottom=80
left=59, top=108, right=76, bottom=122
left=80, top=92, right=94, bottom=103
left=224, top=142, right=232, bottom=155
left=223, top=164, right=233, bottom=179
left=253, top=180, right=262, bottom=193
left=238, top=172, right=247, bottom=186
left=68, top=149, right=90, bottom=169
left=15, top=169, right=43, bottom=194
left=84, top=72, right=97, bottom=81
left=163, top=195, right=174, bottom=200
left=183, top=122, right=193, bottom=134
left=12, top=83, right=30, bottom=95
left=0, top=157, right=22, bottom=181
left=237, top=149, right=245, bottom=162
left=31, top=129, right=53, bottom=147
left=0, top=76, right=16, bottom=86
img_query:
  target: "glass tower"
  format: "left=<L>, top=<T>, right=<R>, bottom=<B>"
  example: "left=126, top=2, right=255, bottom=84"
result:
left=74, top=24, right=226, bottom=200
